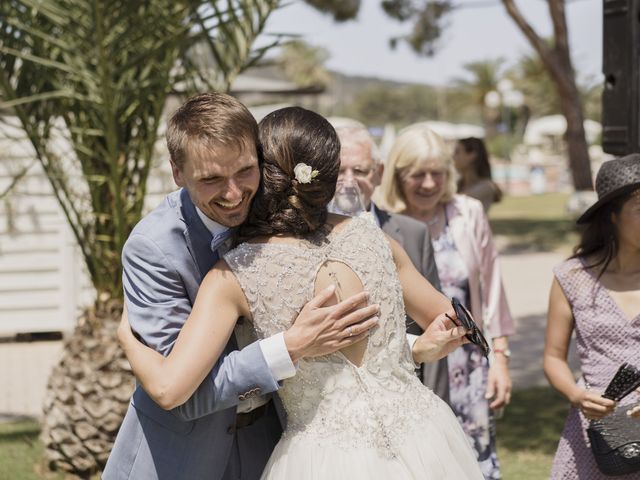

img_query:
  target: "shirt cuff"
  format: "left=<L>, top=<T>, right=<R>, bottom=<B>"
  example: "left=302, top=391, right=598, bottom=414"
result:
left=259, top=333, right=297, bottom=381
left=406, top=333, right=419, bottom=351
left=406, top=333, right=420, bottom=367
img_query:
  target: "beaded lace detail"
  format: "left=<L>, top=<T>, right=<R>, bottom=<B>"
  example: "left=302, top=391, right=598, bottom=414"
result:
left=224, top=217, right=440, bottom=456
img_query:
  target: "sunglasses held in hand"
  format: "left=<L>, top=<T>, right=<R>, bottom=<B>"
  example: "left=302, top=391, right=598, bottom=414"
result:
left=602, top=362, right=640, bottom=402
left=446, top=297, right=491, bottom=358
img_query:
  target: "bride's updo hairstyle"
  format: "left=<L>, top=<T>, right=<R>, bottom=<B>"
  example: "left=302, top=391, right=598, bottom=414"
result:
left=238, top=107, right=340, bottom=239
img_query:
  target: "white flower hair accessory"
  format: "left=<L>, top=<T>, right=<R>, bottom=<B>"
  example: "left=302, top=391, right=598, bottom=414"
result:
left=293, top=162, right=319, bottom=184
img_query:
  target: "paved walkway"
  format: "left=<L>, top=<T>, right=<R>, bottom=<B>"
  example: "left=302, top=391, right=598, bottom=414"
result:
left=500, top=251, right=579, bottom=390
left=1, top=249, right=577, bottom=419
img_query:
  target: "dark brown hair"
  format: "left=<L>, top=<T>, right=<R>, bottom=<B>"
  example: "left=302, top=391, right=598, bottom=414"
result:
left=238, top=107, right=340, bottom=239
left=571, top=189, right=636, bottom=279
left=457, top=137, right=502, bottom=202
left=166, top=92, right=259, bottom=169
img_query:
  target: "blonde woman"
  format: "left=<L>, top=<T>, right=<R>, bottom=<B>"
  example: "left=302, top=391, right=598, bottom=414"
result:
left=377, top=125, right=515, bottom=480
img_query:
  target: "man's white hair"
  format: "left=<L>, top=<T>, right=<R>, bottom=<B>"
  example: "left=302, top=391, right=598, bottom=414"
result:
left=327, top=117, right=382, bottom=164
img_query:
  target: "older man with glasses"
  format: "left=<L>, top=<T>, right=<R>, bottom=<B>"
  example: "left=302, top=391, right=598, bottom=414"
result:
left=329, top=117, right=450, bottom=404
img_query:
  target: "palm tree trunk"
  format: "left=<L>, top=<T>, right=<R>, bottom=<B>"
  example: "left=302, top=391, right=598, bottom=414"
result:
left=41, top=298, right=133, bottom=477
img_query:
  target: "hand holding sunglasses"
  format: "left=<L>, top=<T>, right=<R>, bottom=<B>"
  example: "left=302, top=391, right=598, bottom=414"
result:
left=445, top=297, right=491, bottom=358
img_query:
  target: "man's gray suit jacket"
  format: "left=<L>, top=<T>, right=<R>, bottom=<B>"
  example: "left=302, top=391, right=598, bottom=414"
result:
left=373, top=204, right=450, bottom=404
left=103, top=189, right=282, bottom=480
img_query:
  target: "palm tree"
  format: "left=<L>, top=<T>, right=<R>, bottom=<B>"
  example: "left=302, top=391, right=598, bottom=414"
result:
left=452, top=58, right=506, bottom=137
left=511, top=50, right=559, bottom=118
left=314, top=0, right=594, bottom=191
left=511, top=49, right=602, bottom=131
left=277, top=39, right=331, bottom=88
left=0, top=0, right=279, bottom=476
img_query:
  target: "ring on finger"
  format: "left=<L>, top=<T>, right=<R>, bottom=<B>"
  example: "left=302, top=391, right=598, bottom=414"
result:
left=347, top=326, right=354, bottom=337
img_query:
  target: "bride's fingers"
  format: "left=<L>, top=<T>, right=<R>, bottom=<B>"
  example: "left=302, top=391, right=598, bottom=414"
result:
left=307, top=285, right=338, bottom=308
left=340, top=316, right=379, bottom=339
left=327, top=291, right=371, bottom=316
left=335, top=304, right=379, bottom=330
left=337, top=331, right=369, bottom=348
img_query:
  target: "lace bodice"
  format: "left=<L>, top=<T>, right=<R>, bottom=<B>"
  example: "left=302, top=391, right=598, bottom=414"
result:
left=224, top=217, right=440, bottom=456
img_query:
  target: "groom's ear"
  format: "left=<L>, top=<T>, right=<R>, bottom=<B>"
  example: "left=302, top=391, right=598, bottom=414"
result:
left=170, top=159, right=185, bottom=187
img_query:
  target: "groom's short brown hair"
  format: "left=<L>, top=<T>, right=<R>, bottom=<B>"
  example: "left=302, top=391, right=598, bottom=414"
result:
left=166, top=92, right=259, bottom=169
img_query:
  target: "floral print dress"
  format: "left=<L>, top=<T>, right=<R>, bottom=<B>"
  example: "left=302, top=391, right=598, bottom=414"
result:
left=432, top=218, right=502, bottom=480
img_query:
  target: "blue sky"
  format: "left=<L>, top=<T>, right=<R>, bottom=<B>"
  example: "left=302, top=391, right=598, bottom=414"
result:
left=264, top=0, right=602, bottom=86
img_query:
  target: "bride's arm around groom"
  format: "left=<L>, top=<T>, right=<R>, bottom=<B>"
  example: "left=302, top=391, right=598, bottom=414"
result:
left=117, top=230, right=469, bottom=414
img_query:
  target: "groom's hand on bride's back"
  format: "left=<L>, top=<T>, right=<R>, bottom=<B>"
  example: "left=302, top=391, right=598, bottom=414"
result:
left=283, top=285, right=379, bottom=363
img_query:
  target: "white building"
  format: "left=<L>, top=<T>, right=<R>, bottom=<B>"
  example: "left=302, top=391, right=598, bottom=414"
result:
left=0, top=116, right=177, bottom=336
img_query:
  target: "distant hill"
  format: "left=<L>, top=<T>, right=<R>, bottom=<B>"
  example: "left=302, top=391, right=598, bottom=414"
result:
left=237, top=63, right=481, bottom=127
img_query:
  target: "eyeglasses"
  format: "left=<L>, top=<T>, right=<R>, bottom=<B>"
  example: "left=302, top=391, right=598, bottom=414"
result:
left=446, top=297, right=490, bottom=358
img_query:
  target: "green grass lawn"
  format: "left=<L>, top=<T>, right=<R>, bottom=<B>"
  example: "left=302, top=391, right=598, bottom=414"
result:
left=0, top=420, right=62, bottom=480
left=489, top=193, right=578, bottom=253
left=2, top=386, right=568, bottom=480
left=497, top=386, right=569, bottom=479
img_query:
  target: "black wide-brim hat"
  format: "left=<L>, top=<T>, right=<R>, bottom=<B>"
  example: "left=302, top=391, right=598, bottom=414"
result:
left=577, top=153, right=640, bottom=224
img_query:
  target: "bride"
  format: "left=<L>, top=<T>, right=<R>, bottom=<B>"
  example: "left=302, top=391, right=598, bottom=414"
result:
left=118, top=107, right=483, bottom=479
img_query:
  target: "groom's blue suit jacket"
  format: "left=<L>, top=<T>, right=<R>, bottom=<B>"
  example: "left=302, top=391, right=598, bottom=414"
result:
left=103, top=189, right=282, bottom=480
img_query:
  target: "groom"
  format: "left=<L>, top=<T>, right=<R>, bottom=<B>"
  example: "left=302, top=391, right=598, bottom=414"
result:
left=103, top=93, right=380, bottom=480
left=104, top=93, right=467, bottom=480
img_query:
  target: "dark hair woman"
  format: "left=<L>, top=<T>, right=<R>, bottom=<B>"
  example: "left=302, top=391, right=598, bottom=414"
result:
left=117, top=106, right=485, bottom=479
left=453, top=137, right=502, bottom=212
left=238, top=106, right=340, bottom=239
left=544, top=154, right=640, bottom=479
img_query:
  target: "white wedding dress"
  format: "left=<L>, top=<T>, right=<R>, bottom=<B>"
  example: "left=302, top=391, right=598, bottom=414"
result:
left=224, top=217, right=483, bottom=479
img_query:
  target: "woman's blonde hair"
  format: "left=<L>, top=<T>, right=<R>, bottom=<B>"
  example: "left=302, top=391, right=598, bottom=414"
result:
left=377, top=124, right=457, bottom=212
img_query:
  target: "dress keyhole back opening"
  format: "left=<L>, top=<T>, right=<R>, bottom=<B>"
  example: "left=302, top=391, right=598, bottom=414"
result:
left=315, top=259, right=369, bottom=368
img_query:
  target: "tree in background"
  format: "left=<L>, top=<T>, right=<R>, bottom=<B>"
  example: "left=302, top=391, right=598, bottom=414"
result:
left=344, top=83, right=439, bottom=126
left=452, top=58, right=506, bottom=137
left=306, top=0, right=594, bottom=191
left=277, top=39, right=331, bottom=88
left=511, top=49, right=559, bottom=118
left=582, top=81, right=602, bottom=123
left=510, top=49, right=602, bottom=122
left=0, top=0, right=279, bottom=475
left=304, top=0, right=361, bottom=21
left=501, top=0, right=592, bottom=190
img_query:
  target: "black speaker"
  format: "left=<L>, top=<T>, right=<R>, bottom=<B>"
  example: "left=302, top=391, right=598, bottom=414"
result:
left=602, top=0, right=640, bottom=155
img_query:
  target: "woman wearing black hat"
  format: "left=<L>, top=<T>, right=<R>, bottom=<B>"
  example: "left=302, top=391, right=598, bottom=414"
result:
left=543, top=154, right=640, bottom=479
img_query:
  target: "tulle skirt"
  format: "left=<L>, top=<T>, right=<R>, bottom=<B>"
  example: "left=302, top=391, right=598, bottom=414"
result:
left=260, top=397, right=483, bottom=479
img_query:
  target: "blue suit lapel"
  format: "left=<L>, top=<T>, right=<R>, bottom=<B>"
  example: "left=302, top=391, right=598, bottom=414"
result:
left=179, top=189, right=218, bottom=280
left=179, top=189, right=238, bottom=351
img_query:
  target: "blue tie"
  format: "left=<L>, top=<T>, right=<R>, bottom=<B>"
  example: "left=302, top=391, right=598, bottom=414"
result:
left=210, top=229, right=232, bottom=258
